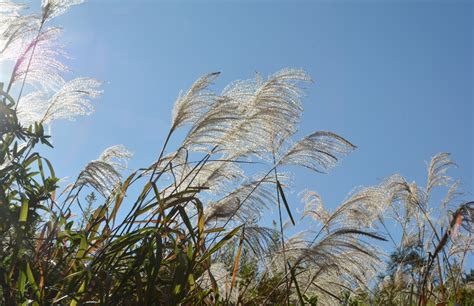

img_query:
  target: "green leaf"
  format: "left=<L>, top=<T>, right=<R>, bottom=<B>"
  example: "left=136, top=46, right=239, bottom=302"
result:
left=134, top=201, right=160, bottom=216
left=18, top=269, right=26, bottom=296
left=277, top=180, right=295, bottom=226
left=41, top=138, right=53, bottom=148
left=19, top=199, right=29, bottom=222
left=111, top=172, right=136, bottom=224
left=76, top=234, right=88, bottom=259
left=178, top=206, right=196, bottom=244
left=37, top=157, right=46, bottom=183
left=200, top=225, right=243, bottom=262
left=26, top=262, right=41, bottom=301
left=70, top=279, right=86, bottom=306
left=42, top=157, right=56, bottom=179
left=203, top=227, right=225, bottom=234
left=288, top=261, right=304, bottom=305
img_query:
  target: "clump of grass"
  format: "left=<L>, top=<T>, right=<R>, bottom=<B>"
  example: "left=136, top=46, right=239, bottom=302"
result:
left=1, top=1, right=472, bottom=305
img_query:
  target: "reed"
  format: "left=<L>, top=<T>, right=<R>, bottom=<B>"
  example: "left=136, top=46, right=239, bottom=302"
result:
left=0, top=1, right=472, bottom=305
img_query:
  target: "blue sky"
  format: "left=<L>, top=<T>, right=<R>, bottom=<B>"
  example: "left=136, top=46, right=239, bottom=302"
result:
left=24, top=0, right=472, bottom=240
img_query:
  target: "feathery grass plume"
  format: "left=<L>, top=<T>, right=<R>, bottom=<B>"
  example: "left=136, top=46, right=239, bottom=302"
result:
left=426, top=152, right=456, bottom=195
left=40, top=77, right=102, bottom=123
left=76, top=145, right=132, bottom=198
left=366, top=155, right=474, bottom=305
left=301, top=190, right=330, bottom=224
left=300, top=251, right=381, bottom=305
left=215, top=68, right=311, bottom=159
left=181, top=95, right=241, bottom=152
left=266, top=231, right=307, bottom=273
left=260, top=227, right=383, bottom=305
left=76, top=160, right=121, bottom=198
left=1, top=0, right=87, bottom=107
left=239, top=225, right=279, bottom=258
left=456, top=201, right=474, bottom=232
left=219, top=224, right=279, bottom=261
left=16, top=90, right=48, bottom=126
left=302, top=184, right=390, bottom=233
left=182, top=68, right=309, bottom=156
left=337, top=186, right=391, bottom=228
left=441, top=179, right=461, bottom=209
left=1, top=0, right=99, bottom=127
left=181, top=68, right=312, bottom=159
left=198, top=262, right=240, bottom=303
left=384, top=174, right=426, bottom=214
left=0, top=1, right=38, bottom=57
left=171, top=71, right=220, bottom=131
left=10, top=27, right=68, bottom=91
left=183, top=159, right=245, bottom=194
left=0, top=0, right=24, bottom=14
left=229, top=68, right=310, bottom=123
left=449, top=233, right=473, bottom=256
left=296, top=231, right=383, bottom=289
left=401, top=231, right=420, bottom=248
left=99, top=144, right=133, bottom=170
left=263, top=184, right=390, bottom=303
left=41, top=0, right=85, bottom=21
left=278, top=131, right=356, bottom=173
left=203, top=174, right=280, bottom=224
left=211, top=109, right=275, bottom=159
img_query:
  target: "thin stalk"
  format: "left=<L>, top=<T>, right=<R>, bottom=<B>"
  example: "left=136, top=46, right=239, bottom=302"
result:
left=9, top=20, right=45, bottom=110
left=272, top=154, right=290, bottom=306
left=149, top=128, right=174, bottom=182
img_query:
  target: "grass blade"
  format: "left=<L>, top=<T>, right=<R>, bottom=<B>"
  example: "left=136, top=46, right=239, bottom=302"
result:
left=277, top=180, right=295, bottom=226
left=287, top=261, right=304, bottom=305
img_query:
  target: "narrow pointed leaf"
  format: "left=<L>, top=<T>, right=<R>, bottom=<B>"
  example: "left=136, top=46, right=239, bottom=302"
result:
left=19, top=199, right=29, bottom=222
left=201, top=225, right=243, bottom=262
left=231, top=226, right=245, bottom=291
left=277, top=180, right=295, bottom=226
left=288, top=261, right=304, bottom=305
left=178, top=205, right=196, bottom=244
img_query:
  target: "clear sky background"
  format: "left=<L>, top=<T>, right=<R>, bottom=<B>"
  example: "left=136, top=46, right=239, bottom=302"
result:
left=18, top=0, right=472, bottom=243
